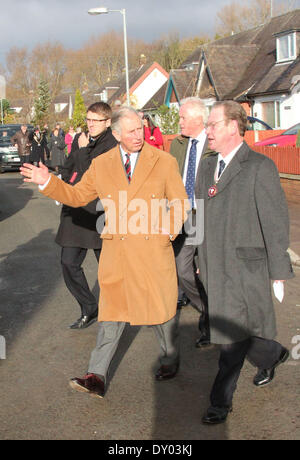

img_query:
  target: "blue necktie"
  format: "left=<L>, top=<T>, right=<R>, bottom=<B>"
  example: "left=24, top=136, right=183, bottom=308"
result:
left=185, top=139, right=198, bottom=208
left=218, top=159, right=226, bottom=179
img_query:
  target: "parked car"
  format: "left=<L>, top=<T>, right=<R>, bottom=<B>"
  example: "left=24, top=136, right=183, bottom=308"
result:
left=254, top=122, right=300, bottom=147
left=247, top=116, right=273, bottom=131
left=0, top=124, right=33, bottom=173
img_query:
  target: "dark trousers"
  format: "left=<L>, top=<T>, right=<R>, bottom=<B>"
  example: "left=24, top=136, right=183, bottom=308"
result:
left=173, top=232, right=209, bottom=339
left=210, top=337, right=284, bottom=408
left=20, top=154, right=30, bottom=166
left=61, top=246, right=101, bottom=317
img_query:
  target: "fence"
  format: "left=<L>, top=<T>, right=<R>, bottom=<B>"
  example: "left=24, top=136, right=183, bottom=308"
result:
left=253, top=146, right=300, bottom=176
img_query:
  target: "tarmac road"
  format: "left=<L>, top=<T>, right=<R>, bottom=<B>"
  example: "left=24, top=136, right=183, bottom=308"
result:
left=0, top=172, right=299, bottom=441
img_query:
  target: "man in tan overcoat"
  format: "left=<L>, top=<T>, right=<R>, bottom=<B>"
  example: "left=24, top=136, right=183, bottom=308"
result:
left=20, top=107, right=188, bottom=398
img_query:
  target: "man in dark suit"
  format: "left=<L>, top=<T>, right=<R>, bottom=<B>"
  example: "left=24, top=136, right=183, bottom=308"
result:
left=196, top=101, right=294, bottom=424
left=57, top=102, right=117, bottom=329
left=170, top=97, right=213, bottom=347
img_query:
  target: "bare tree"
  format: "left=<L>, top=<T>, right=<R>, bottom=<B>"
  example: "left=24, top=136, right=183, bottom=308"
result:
left=30, top=42, right=67, bottom=100
left=216, top=0, right=297, bottom=36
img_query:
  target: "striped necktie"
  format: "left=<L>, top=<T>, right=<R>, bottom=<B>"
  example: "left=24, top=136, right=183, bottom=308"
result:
left=217, top=159, right=226, bottom=179
left=125, top=153, right=131, bottom=182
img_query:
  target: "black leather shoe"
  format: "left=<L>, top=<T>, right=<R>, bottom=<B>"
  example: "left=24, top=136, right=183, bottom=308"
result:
left=69, top=317, right=83, bottom=329
left=177, top=295, right=190, bottom=308
left=69, top=311, right=98, bottom=330
left=253, top=347, right=289, bottom=387
left=69, top=373, right=105, bottom=398
left=195, top=336, right=211, bottom=348
left=155, top=363, right=179, bottom=381
left=202, top=406, right=232, bottom=425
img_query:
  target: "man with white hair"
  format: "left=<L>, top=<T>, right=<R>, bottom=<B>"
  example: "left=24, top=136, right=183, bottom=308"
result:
left=170, top=97, right=215, bottom=347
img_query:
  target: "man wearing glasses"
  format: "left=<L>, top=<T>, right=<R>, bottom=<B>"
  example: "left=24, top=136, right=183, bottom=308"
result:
left=196, top=101, right=293, bottom=424
left=56, top=102, right=117, bottom=329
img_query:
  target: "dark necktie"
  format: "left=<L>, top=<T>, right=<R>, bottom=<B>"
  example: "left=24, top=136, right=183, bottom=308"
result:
left=185, top=139, right=198, bottom=208
left=217, top=159, right=226, bottom=179
left=125, top=153, right=131, bottom=182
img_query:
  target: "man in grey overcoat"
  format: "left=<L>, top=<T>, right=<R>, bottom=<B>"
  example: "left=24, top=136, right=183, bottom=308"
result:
left=195, top=101, right=294, bottom=424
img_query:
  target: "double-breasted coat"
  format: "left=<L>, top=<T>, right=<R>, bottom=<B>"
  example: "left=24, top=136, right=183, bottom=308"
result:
left=41, top=143, right=188, bottom=325
left=195, top=142, right=294, bottom=344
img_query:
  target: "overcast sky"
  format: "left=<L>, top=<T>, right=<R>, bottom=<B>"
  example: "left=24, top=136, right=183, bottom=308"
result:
left=1, top=0, right=300, bottom=67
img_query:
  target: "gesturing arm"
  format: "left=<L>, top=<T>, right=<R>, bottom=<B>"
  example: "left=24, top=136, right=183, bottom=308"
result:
left=20, top=161, right=99, bottom=208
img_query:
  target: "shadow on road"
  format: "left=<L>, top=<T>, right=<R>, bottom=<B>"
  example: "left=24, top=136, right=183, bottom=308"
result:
left=0, top=178, right=33, bottom=222
left=0, top=228, right=62, bottom=350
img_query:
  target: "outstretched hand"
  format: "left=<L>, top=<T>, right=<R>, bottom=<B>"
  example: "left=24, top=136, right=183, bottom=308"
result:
left=20, top=162, right=51, bottom=186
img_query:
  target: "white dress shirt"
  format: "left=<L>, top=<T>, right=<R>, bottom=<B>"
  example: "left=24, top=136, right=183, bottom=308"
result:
left=120, top=146, right=139, bottom=176
left=215, top=143, right=243, bottom=182
left=182, top=129, right=207, bottom=185
left=182, top=129, right=207, bottom=209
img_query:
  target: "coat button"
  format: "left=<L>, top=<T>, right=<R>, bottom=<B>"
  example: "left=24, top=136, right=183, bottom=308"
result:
left=151, top=194, right=156, bottom=198
left=107, top=194, right=112, bottom=198
left=145, top=236, right=149, bottom=240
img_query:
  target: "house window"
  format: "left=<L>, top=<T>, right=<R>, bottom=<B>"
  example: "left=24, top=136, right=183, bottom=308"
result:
left=276, top=33, right=296, bottom=63
left=261, top=101, right=280, bottom=128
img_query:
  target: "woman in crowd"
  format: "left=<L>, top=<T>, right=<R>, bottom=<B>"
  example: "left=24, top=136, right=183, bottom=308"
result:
left=29, top=126, right=47, bottom=165
left=65, top=126, right=76, bottom=155
left=49, top=127, right=66, bottom=173
left=142, top=114, right=163, bottom=150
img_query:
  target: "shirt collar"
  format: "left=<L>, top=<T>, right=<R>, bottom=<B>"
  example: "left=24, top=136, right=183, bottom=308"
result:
left=218, top=142, right=243, bottom=166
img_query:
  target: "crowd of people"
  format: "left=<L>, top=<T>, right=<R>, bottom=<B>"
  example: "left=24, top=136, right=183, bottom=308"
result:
left=19, top=98, right=294, bottom=426
left=11, top=123, right=71, bottom=172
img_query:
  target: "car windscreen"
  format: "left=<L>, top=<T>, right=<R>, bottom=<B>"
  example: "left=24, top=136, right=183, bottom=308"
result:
left=0, top=127, right=19, bottom=142
left=283, top=123, right=300, bottom=135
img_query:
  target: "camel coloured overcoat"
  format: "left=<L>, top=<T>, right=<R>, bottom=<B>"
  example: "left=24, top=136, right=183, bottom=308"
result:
left=41, top=143, right=188, bottom=325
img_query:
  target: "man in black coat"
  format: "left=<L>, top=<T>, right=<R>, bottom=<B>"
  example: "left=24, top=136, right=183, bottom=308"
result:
left=56, top=102, right=117, bottom=329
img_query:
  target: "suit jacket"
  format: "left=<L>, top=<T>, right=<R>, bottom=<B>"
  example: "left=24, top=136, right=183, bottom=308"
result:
left=195, top=141, right=294, bottom=344
left=41, top=143, right=188, bottom=326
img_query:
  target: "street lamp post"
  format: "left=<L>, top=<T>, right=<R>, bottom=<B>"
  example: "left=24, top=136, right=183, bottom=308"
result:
left=88, top=7, right=130, bottom=106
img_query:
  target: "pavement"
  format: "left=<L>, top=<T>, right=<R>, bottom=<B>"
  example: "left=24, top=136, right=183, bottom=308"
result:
left=0, top=173, right=299, bottom=441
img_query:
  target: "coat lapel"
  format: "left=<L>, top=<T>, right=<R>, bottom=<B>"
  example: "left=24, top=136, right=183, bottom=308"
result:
left=205, top=142, right=249, bottom=197
left=216, top=142, right=249, bottom=194
left=106, top=143, right=160, bottom=217
left=176, top=136, right=189, bottom=175
left=106, top=146, right=129, bottom=192
left=127, top=143, right=159, bottom=202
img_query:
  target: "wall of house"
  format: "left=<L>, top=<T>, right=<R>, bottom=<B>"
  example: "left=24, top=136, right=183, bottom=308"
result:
left=132, top=70, right=168, bottom=109
left=253, top=89, right=300, bottom=130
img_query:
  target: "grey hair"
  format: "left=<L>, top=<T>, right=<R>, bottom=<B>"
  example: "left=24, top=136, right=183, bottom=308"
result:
left=180, top=97, right=209, bottom=123
left=111, top=106, right=143, bottom=134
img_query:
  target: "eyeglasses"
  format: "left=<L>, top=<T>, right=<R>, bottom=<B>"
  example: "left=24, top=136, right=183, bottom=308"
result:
left=85, top=118, right=109, bottom=124
left=205, top=119, right=226, bottom=130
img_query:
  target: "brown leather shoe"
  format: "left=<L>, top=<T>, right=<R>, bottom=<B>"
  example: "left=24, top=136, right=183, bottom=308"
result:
left=155, top=363, right=179, bottom=381
left=69, top=373, right=105, bottom=398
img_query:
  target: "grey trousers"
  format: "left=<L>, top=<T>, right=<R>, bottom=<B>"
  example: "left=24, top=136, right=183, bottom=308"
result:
left=88, top=313, right=180, bottom=382
left=175, top=241, right=203, bottom=313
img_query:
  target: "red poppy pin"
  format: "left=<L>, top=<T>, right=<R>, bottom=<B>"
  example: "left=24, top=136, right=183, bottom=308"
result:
left=208, top=185, right=218, bottom=198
